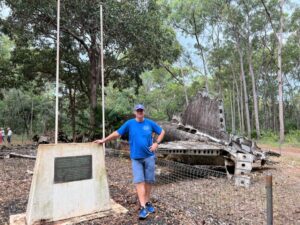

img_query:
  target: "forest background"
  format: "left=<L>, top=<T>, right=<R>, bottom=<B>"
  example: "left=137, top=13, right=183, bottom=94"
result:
left=0, top=0, right=299, bottom=147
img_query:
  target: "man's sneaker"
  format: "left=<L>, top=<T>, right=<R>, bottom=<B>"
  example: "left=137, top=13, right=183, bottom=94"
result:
left=139, top=207, right=149, bottom=219
left=145, top=202, right=155, bottom=213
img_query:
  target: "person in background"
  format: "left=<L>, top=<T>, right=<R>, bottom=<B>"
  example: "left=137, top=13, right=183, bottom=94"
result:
left=7, top=128, right=12, bottom=144
left=1, top=128, right=5, bottom=144
left=0, top=128, right=2, bottom=144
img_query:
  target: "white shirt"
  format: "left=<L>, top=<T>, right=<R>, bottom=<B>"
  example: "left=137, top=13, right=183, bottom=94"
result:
left=1, top=130, right=4, bottom=136
left=7, top=130, right=12, bottom=136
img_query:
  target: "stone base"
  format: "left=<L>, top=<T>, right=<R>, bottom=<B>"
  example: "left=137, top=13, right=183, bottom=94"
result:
left=10, top=199, right=127, bottom=225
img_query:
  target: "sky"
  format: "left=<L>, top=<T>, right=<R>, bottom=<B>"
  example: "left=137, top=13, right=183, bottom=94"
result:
left=0, top=2, right=9, bottom=18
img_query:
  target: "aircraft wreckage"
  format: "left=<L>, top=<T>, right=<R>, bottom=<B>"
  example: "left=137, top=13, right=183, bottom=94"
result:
left=157, top=92, right=278, bottom=187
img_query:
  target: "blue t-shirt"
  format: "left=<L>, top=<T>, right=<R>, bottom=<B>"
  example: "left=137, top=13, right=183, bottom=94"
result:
left=117, top=118, right=162, bottom=159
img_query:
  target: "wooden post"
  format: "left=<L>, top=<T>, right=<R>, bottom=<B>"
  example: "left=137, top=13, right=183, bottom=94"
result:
left=266, top=174, right=273, bottom=225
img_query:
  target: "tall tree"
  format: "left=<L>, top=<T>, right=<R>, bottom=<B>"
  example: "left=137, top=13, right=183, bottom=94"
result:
left=1, top=0, right=180, bottom=133
left=261, top=0, right=286, bottom=141
left=224, top=3, right=252, bottom=138
left=170, top=0, right=224, bottom=93
left=244, top=1, right=261, bottom=138
left=0, top=34, right=17, bottom=90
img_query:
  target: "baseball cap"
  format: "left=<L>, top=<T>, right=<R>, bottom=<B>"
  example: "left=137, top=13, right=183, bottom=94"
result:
left=134, top=104, right=145, bottom=110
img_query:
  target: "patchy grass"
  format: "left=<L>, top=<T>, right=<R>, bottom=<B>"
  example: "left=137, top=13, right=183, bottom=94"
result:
left=257, top=130, right=300, bottom=148
left=258, top=141, right=300, bottom=148
left=0, top=134, right=32, bottom=145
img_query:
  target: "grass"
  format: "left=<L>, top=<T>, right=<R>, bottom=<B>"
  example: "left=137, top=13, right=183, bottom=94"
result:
left=0, top=134, right=32, bottom=145
left=257, top=130, right=300, bottom=148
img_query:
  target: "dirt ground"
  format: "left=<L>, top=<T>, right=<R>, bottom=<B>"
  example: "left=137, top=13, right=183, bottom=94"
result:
left=259, top=144, right=300, bottom=182
left=0, top=144, right=300, bottom=225
left=0, top=144, right=189, bottom=225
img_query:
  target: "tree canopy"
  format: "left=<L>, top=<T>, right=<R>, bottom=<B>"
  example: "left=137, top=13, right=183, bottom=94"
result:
left=0, top=0, right=299, bottom=143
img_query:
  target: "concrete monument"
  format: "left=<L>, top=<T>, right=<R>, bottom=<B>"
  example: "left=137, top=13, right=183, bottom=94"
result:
left=10, top=143, right=127, bottom=225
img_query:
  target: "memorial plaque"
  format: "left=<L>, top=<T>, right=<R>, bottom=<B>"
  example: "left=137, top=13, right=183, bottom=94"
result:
left=26, top=144, right=113, bottom=225
left=54, top=155, right=92, bottom=183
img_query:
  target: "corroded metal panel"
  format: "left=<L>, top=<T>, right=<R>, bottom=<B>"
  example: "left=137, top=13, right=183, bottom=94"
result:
left=181, top=92, right=227, bottom=139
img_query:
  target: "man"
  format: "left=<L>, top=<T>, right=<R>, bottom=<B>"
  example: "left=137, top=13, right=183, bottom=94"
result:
left=94, top=104, right=165, bottom=219
left=7, top=128, right=12, bottom=144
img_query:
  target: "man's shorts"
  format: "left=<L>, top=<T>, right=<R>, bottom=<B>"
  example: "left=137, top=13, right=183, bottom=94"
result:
left=131, top=155, right=156, bottom=184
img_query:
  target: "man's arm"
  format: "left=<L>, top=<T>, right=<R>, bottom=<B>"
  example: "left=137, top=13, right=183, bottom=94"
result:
left=150, top=129, right=165, bottom=152
left=155, top=129, right=165, bottom=144
left=93, top=131, right=121, bottom=144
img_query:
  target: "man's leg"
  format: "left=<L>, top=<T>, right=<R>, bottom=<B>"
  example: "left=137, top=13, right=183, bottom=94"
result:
left=145, top=183, right=152, bottom=203
left=135, top=182, right=147, bottom=207
left=132, top=159, right=150, bottom=219
left=144, top=155, right=156, bottom=203
left=132, top=159, right=147, bottom=207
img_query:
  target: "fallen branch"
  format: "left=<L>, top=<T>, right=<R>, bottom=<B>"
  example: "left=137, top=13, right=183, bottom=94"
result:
left=9, top=152, right=36, bottom=159
left=265, top=150, right=281, bottom=157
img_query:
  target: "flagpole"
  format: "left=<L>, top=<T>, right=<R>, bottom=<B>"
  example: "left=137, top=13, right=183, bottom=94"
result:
left=100, top=5, right=105, bottom=153
left=55, top=0, right=60, bottom=144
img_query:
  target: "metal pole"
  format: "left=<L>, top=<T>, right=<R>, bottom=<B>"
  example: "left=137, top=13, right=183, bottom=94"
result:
left=55, top=0, right=61, bottom=144
left=266, top=174, right=273, bottom=225
left=100, top=5, right=105, bottom=153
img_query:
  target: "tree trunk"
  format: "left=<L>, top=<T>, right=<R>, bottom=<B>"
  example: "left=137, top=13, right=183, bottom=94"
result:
left=262, top=95, right=266, bottom=130
left=262, top=71, right=268, bottom=130
left=239, top=73, right=245, bottom=134
left=183, top=85, right=189, bottom=106
left=277, top=0, right=285, bottom=144
left=231, top=64, right=241, bottom=134
left=199, top=46, right=209, bottom=93
left=230, top=65, right=242, bottom=132
left=237, top=43, right=251, bottom=138
left=30, top=98, right=33, bottom=137
left=248, top=49, right=260, bottom=138
left=267, top=100, right=271, bottom=130
left=89, top=60, right=97, bottom=133
left=230, top=91, right=235, bottom=134
left=272, top=97, right=277, bottom=132
left=68, top=86, right=76, bottom=142
left=235, top=80, right=242, bottom=133
left=17, top=90, right=29, bottom=136
left=180, top=68, right=189, bottom=106
left=231, top=86, right=236, bottom=134
left=88, top=35, right=100, bottom=134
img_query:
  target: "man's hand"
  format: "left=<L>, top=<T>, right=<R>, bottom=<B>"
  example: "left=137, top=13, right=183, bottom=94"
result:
left=93, top=139, right=105, bottom=144
left=149, top=142, right=159, bottom=152
left=93, top=131, right=121, bottom=145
